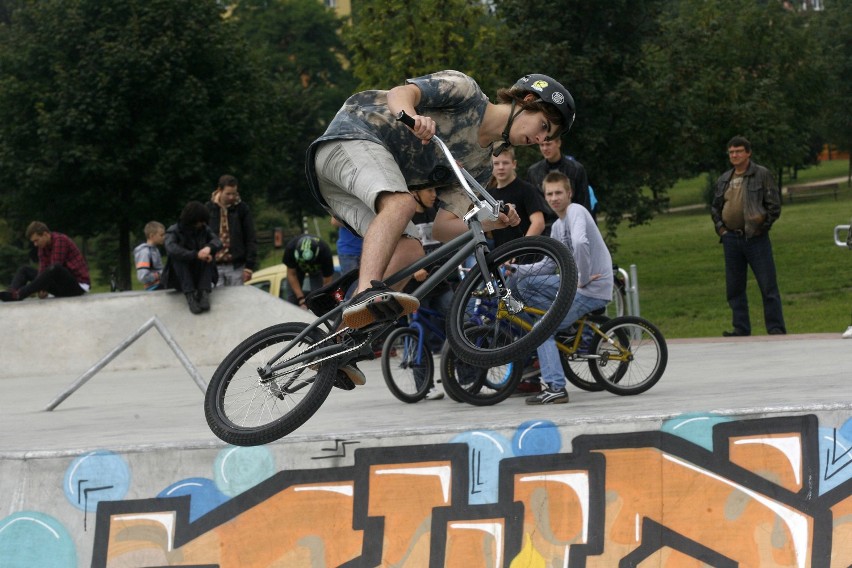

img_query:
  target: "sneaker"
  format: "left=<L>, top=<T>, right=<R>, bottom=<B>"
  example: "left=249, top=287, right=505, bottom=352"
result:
left=0, top=289, right=20, bottom=302
left=342, top=280, right=419, bottom=329
left=196, top=289, right=211, bottom=312
left=425, top=385, right=445, bottom=400
left=185, top=292, right=203, bottom=314
left=511, top=380, right=543, bottom=397
left=339, top=363, right=366, bottom=386
left=842, top=325, right=852, bottom=339
left=525, top=386, right=569, bottom=405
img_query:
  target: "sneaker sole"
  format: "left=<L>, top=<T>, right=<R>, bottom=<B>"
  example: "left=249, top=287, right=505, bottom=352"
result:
left=525, top=395, right=569, bottom=405
left=340, top=365, right=366, bottom=386
left=342, top=293, right=419, bottom=329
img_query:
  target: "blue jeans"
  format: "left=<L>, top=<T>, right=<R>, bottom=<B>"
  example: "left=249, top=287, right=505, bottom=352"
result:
left=722, top=232, right=785, bottom=334
left=517, top=274, right=609, bottom=390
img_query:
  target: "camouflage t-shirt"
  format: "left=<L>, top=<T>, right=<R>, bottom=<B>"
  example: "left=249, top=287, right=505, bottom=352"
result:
left=307, top=70, right=494, bottom=214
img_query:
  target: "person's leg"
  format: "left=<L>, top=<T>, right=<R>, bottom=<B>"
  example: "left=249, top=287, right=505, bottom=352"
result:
left=338, top=254, right=360, bottom=275
left=215, top=264, right=243, bottom=287
left=746, top=234, right=786, bottom=334
left=10, top=265, right=38, bottom=290
left=722, top=233, right=751, bottom=335
left=16, top=264, right=84, bottom=299
left=315, top=140, right=421, bottom=328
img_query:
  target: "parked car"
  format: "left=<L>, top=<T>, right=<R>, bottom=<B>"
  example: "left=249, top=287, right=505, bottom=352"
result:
left=245, top=258, right=341, bottom=301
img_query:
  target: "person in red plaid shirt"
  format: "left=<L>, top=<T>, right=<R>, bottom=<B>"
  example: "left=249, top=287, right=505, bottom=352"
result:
left=1, top=221, right=90, bottom=302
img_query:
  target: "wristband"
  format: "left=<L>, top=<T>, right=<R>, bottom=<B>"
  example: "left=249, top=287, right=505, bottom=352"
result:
left=297, top=296, right=306, bottom=304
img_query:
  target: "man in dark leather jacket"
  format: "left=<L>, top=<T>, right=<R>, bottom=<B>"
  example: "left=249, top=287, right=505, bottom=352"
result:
left=710, top=136, right=786, bottom=337
left=206, top=174, right=258, bottom=286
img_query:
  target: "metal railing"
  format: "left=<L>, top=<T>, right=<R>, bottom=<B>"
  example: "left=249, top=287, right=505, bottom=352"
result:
left=45, top=316, right=206, bottom=411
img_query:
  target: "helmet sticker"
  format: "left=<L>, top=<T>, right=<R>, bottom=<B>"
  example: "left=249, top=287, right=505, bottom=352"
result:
left=531, top=80, right=549, bottom=92
left=551, top=92, right=565, bottom=105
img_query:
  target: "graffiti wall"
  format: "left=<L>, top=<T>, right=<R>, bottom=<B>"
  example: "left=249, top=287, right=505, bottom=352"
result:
left=2, top=412, right=851, bottom=567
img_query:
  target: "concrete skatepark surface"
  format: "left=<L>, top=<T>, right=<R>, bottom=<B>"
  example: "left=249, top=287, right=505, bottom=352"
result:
left=1, top=287, right=851, bottom=567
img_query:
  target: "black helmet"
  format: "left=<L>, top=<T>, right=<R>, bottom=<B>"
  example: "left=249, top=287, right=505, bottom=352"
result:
left=513, top=74, right=575, bottom=137
left=294, top=235, right=320, bottom=267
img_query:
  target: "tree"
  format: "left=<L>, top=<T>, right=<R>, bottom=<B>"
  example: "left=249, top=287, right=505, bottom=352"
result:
left=228, top=0, right=357, bottom=223
left=343, top=0, right=504, bottom=94
left=0, top=0, right=267, bottom=288
left=814, top=0, right=852, bottom=180
left=639, top=0, right=827, bottom=185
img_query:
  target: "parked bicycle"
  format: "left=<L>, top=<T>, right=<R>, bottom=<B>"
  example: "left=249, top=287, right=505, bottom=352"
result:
left=440, top=302, right=667, bottom=405
left=204, top=116, right=578, bottom=446
left=381, top=305, right=447, bottom=403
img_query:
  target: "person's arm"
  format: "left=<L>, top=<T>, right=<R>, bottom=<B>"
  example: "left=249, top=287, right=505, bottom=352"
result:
left=386, top=83, right=435, bottom=144
left=525, top=211, right=545, bottom=237
left=432, top=206, right=520, bottom=242
left=286, top=269, right=308, bottom=309
left=568, top=208, right=593, bottom=287
left=709, top=175, right=728, bottom=236
left=761, top=168, right=782, bottom=229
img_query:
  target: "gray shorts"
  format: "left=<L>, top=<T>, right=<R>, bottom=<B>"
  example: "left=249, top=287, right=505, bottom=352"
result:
left=314, top=139, right=470, bottom=238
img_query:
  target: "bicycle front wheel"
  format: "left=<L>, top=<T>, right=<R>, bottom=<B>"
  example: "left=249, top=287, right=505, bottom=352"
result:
left=381, top=327, right=433, bottom=403
left=588, top=316, right=668, bottom=395
left=440, top=325, right=523, bottom=406
left=204, top=322, right=337, bottom=446
left=447, top=236, right=576, bottom=367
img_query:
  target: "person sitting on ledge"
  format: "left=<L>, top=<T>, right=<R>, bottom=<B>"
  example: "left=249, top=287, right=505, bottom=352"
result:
left=1, top=221, right=90, bottom=302
left=164, top=201, right=222, bottom=315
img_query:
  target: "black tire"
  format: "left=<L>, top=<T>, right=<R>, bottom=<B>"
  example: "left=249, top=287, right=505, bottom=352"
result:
left=447, top=236, right=576, bottom=367
left=588, top=316, right=668, bottom=395
left=440, top=325, right=523, bottom=406
left=204, top=322, right=336, bottom=446
left=381, top=327, right=433, bottom=403
left=558, top=315, right=609, bottom=392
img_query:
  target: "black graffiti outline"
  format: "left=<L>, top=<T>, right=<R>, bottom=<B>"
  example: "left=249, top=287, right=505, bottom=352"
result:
left=313, top=439, right=360, bottom=460
left=824, top=427, right=852, bottom=481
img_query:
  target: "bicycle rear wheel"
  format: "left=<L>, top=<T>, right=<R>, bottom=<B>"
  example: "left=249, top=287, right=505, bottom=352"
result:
left=381, top=327, right=433, bottom=403
left=204, top=322, right=337, bottom=446
left=588, top=316, right=668, bottom=395
left=447, top=236, right=576, bottom=367
left=440, top=325, right=523, bottom=406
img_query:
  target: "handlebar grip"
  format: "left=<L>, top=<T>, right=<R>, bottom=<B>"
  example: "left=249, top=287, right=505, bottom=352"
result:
left=395, top=110, right=416, bottom=129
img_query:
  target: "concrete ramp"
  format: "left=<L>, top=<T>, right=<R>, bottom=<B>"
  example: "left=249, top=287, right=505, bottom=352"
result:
left=0, top=287, right=314, bottom=378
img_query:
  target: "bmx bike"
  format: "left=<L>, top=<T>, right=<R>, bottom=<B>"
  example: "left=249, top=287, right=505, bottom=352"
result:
left=204, top=113, right=578, bottom=445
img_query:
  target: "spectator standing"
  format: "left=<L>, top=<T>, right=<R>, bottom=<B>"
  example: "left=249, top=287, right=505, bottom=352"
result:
left=282, top=235, right=336, bottom=309
left=1, top=221, right=90, bottom=302
left=710, top=136, right=786, bottom=337
left=488, top=148, right=547, bottom=248
left=133, top=221, right=165, bottom=290
left=206, top=174, right=258, bottom=286
left=165, top=201, right=222, bottom=315
left=516, top=172, right=612, bottom=404
left=526, top=138, right=593, bottom=225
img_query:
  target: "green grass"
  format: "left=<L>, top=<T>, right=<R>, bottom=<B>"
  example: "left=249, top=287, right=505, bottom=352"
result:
left=613, top=182, right=852, bottom=338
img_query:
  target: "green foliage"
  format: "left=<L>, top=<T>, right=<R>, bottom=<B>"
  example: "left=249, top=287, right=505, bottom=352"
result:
left=0, top=0, right=268, bottom=288
left=228, top=0, right=357, bottom=221
left=0, top=243, right=29, bottom=283
left=813, top=0, right=852, bottom=158
left=640, top=0, right=826, bottom=176
left=343, top=0, right=504, bottom=93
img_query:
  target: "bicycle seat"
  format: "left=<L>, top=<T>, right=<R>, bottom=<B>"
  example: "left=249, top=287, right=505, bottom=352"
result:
left=305, top=268, right=359, bottom=316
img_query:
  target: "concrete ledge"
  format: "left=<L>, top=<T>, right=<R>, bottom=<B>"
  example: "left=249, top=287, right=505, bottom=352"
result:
left=1, top=287, right=314, bottom=378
